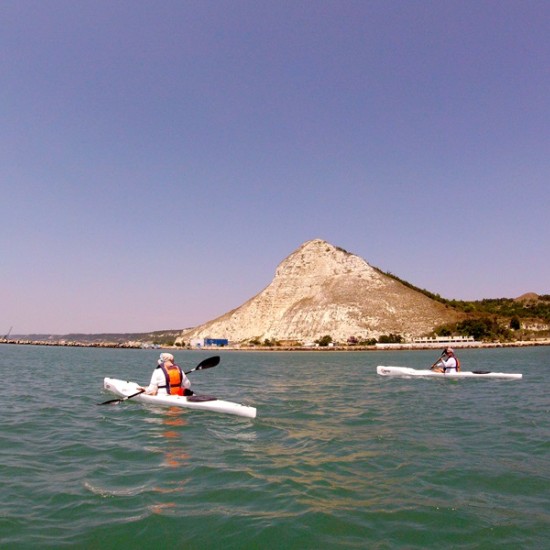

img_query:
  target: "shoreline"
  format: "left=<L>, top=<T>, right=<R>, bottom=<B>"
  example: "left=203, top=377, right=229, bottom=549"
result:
left=1, top=339, right=549, bottom=350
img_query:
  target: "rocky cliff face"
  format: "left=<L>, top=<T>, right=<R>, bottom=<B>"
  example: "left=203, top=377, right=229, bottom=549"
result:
left=179, top=239, right=462, bottom=344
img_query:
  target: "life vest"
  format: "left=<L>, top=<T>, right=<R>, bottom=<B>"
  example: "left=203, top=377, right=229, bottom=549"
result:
left=157, top=363, right=184, bottom=395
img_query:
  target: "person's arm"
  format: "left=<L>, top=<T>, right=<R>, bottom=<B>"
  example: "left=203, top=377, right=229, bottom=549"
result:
left=143, top=369, right=162, bottom=395
left=181, top=372, right=191, bottom=390
left=431, top=357, right=448, bottom=372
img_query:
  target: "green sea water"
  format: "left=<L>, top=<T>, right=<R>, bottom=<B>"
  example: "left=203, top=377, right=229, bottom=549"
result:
left=0, top=345, right=548, bottom=549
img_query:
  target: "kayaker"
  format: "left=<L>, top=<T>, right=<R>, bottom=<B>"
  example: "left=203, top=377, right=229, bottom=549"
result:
left=431, top=347, right=461, bottom=373
left=139, top=353, right=193, bottom=396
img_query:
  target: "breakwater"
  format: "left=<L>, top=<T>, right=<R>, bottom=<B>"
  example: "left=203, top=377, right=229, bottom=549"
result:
left=1, top=338, right=549, bottom=350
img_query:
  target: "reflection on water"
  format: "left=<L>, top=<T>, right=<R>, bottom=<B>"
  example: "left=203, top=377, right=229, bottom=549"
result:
left=153, top=409, right=190, bottom=459
left=142, top=407, right=192, bottom=514
left=149, top=502, right=178, bottom=516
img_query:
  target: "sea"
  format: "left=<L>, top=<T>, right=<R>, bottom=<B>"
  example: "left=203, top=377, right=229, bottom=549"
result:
left=0, top=344, right=548, bottom=549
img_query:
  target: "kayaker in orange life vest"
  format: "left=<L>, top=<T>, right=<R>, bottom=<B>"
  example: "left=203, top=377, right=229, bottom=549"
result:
left=139, top=353, right=193, bottom=396
left=431, top=347, right=461, bottom=373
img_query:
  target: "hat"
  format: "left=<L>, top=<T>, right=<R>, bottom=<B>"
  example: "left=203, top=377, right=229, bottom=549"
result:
left=159, top=352, right=174, bottom=363
left=444, top=347, right=454, bottom=354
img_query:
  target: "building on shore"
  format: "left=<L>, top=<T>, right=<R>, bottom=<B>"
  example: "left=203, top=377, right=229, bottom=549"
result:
left=190, top=337, right=229, bottom=348
left=412, top=336, right=475, bottom=344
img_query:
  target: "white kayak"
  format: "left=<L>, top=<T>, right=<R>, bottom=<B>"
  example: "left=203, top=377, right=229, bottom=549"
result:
left=102, top=377, right=257, bottom=418
left=376, top=366, right=522, bottom=380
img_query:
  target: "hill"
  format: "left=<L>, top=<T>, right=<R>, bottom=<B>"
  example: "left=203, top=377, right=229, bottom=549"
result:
left=178, top=239, right=464, bottom=345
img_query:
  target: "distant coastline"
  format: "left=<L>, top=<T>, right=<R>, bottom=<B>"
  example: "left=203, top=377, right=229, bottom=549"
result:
left=1, top=338, right=549, bottom=351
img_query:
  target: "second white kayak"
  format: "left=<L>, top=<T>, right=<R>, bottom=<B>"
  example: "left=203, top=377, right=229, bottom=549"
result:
left=376, top=366, right=522, bottom=380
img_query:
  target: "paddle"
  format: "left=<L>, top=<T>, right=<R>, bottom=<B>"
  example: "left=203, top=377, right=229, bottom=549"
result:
left=98, top=389, right=145, bottom=406
left=97, top=355, right=221, bottom=405
left=184, top=355, right=220, bottom=374
left=430, top=352, right=445, bottom=371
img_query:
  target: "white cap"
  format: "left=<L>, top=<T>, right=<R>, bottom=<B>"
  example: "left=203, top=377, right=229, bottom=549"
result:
left=159, top=352, right=174, bottom=363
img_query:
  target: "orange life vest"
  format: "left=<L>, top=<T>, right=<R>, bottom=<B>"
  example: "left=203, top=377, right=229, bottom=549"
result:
left=158, top=363, right=184, bottom=395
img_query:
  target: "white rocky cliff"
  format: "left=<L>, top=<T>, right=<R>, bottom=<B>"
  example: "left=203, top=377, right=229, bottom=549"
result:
left=178, top=239, right=461, bottom=344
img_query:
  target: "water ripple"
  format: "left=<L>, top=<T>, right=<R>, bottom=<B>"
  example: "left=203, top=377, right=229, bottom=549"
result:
left=0, top=347, right=548, bottom=548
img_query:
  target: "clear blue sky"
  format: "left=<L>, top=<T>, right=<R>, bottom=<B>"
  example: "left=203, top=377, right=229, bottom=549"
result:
left=1, top=1, right=548, bottom=334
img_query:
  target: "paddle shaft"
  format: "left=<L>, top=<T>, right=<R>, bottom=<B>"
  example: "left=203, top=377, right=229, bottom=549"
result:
left=430, top=352, right=445, bottom=370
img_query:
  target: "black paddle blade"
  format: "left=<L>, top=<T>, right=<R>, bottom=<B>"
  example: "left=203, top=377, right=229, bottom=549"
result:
left=195, top=355, right=220, bottom=371
left=97, top=389, right=145, bottom=405
left=97, top=398, right=123, bottom=405
left=184, top=355, right=220, bottom=374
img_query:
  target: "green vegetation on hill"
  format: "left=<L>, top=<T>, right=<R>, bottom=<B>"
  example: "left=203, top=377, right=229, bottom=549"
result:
left=381, top=269, right=550, bottom=321
left=435, top=318, right=514, bottom=342
left=447, top=296, right=550, bottom=322
left=379, top=269, right=549, bottom=341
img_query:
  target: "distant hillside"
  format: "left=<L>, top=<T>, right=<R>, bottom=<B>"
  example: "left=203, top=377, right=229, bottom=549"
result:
left=379, top=274, right=550, bottom=323
left=179, top=239, right=464, bottom=344
left=446, top=294, right=550, bottom=322
left=8, top=330, right=184, bottom=345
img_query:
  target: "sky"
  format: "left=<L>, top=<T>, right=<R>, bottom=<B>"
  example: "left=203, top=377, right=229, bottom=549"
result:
left=1, top=1, right=549, bottom=334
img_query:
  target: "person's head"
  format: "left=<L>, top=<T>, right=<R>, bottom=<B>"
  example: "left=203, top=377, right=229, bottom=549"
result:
left=158, top=352, right=174, bottom=365
left=443, top=347, right=454, bottom=356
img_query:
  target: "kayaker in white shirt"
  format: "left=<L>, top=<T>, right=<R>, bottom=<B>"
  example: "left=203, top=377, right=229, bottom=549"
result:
left=139, top=353, right=192, bottom=396
left=431, top=347, right=461, bottom=373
